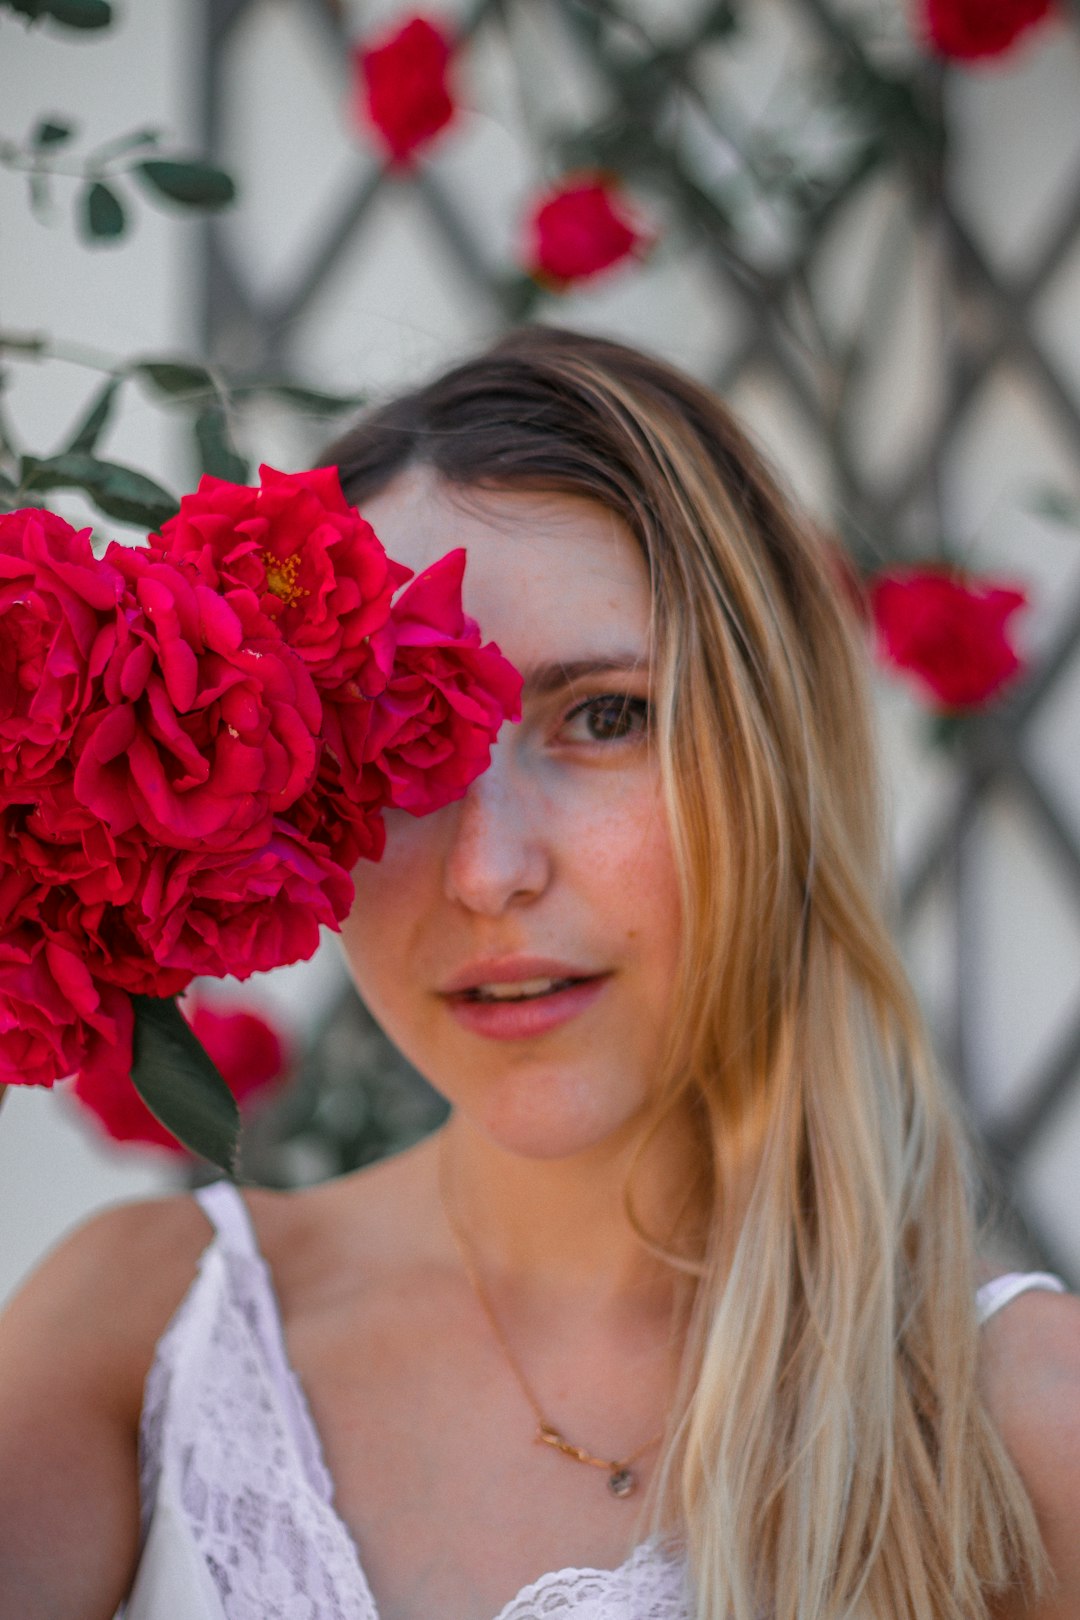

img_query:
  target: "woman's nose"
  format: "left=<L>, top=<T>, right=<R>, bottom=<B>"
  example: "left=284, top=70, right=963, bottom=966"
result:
left=442, top=750, right=550, bottom=917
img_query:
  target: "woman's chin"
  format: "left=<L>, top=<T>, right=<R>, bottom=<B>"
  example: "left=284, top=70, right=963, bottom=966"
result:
left=460, top=1079, right=649, bottom=1164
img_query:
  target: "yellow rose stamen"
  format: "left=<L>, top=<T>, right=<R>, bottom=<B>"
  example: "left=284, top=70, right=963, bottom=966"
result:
left=262, top=549, right=309, bottom=608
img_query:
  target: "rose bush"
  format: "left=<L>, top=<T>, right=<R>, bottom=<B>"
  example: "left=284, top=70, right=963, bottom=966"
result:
left=353, top=14, right=456, bottom=167
left=870, top=567, right=1027, bottom=709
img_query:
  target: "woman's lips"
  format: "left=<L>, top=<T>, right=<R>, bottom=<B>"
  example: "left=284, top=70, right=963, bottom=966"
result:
left=443, top=975, right=610, bottom=1040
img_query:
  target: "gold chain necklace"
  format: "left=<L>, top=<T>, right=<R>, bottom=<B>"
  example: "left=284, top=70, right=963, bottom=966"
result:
left=438, top=1133, right=665, bottom=1499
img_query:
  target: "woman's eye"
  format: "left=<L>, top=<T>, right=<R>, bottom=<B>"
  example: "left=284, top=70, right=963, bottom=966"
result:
left=562, top=693, right=651, bottom=743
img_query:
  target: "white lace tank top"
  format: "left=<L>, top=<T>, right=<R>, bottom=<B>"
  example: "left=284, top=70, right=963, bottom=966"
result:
left=118, top=1180, right=1066, bottom=1620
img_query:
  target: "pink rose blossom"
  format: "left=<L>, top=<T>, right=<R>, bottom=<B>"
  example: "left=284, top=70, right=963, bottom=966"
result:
left=130, top=822, right=355, bottom=979
left=155, top=465, right=410, bottom=693
left=0, top=507, right=124, bottom=791
left=922, top=0, right=1054, bottom=61
left=525, top=177, right=649, bottom=285
left=346, top=549, right=522, bottom=815
left=352, top=14, right=456, bottom=168
left=0, top=921, right=133, bottom=1088
left=870, top=566, right=1027, bottom=710
left=11, top=777, right=147, bottom=909
left=73, top=543, right=322, bottom=851
left=285, top=752, right=388, bottom=871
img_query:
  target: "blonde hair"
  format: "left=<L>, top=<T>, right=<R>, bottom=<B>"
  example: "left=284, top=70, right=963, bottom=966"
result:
left=325, top=327, right=1045, bottom=1619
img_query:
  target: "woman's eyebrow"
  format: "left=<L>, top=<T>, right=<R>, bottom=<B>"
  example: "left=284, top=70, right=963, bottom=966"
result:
left=520, top=654, right=649, bottom=698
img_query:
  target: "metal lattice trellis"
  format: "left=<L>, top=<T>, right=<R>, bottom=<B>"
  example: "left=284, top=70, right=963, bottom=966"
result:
left=194, top=0, right=1080, bottom=1278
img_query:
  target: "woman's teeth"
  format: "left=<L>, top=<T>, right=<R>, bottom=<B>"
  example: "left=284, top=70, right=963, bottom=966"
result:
left=465, top=977, right=579, bottom=1002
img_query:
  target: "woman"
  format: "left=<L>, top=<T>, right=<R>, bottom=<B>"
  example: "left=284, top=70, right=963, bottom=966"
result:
left=0, top=327, right=1077, bottom=1620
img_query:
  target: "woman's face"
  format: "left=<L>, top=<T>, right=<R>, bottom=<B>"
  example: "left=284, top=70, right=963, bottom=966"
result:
left=338, top=469, right=682, bottom=1162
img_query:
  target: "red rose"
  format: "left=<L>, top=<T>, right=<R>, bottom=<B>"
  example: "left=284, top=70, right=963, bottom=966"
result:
left=352, top=14, right=456, bottom=167
left=156, top=465, right=409, bottom=694
left=130, top=823, right=354, bottom=980
left=286, top=751, right=388, bottom=872
left=49, top=888, right=193, bottom=999
left=0, top=921, right=133, bottom=1089
left=870, top=567, right=1027, bottom=709
left=0, top=809, right=192, bottom=1004
left=921, top=0, right=1054, bottom=60
left=0, top=817, right=50, bottom=929
left=14, top=774, right=147, bottom=909
left=526, top=177, right=649, bottom=285
left=0, top=507, right=124, bottom=792
left=188, top=1000, right=288, bottom=1095
left=71, top=997, right=288, bottom=1154
left=346, top=549, right=522, bottom=815
left=74, top=544, right=322, bottom=851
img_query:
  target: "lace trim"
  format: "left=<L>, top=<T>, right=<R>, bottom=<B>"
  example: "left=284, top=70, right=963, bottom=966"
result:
left=140, top=1245, right=375, bottom=1619
left=492, top=1541, right=689, bottom=1620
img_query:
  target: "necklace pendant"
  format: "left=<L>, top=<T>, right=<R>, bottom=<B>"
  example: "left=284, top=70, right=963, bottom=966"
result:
left=608, top=1466, right=636, bottom=1498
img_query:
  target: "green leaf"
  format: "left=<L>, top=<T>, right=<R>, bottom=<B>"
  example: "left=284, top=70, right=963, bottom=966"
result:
left=50, top=0, right=111, bottom=22
left=81, top=180, right=126, bottom=241
left=65, top=375, right=121, bottom=455
left=31, top=117, right=74, bottom=148
left=130, top=994, right=239, bottom=1171
left=135, top=158, right=236, bottom=210
left=3, top=0, right=110, bottom=22
left=0, top=335, right=47, bottom=359
left=20, top=452, right=178, bottom=529
left=194, top=405, right=249, bottom=482
left=134, top=358, right=216, bottom=399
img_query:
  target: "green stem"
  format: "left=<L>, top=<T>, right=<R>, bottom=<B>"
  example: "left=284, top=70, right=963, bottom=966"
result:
left=0, top=328, right=123, bottom=374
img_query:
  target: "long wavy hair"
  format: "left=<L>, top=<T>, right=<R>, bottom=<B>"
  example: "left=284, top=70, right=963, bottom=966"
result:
left=322, top=326, right=1045, bottom=1620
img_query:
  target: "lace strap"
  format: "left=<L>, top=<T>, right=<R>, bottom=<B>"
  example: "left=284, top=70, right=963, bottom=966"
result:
left=976, top=1271, right=1066, bottom=1325
left=193, top=1178, right=339, bottom=1507
left=193, top=1180, right=260, bottom=1262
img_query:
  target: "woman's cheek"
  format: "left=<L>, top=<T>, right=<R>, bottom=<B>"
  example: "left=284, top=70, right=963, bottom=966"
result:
left=340, top=821, right=435, bottom=1000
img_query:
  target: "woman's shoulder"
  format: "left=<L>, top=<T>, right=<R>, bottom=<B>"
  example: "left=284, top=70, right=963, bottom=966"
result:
left=978, top=1277, right=1080, bottom=1419
left=979, top=1282, right=1080, bottom=1617
left=1, top=1191, right=218, bottom=1417
left=0, top=1190, right=226, bottom=1617
left=238, top=1133, right=446, bottom=1311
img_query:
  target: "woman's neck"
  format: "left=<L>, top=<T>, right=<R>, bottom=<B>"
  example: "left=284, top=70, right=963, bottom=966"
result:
left=434, top=1106, right=703, bottom=1318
